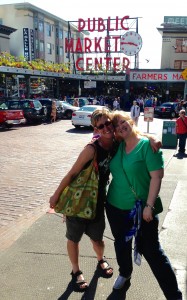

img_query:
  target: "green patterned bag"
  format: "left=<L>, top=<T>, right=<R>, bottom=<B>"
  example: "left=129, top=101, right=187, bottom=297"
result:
left=54, top=150, right=98, bottom=219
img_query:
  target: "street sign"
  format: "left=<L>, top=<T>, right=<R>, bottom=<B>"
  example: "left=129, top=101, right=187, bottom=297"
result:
left=144, top=107, right=154, bottom=122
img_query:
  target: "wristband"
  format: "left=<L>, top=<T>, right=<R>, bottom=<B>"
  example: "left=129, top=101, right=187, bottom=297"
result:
left=145, top=203, right=155, bottom=211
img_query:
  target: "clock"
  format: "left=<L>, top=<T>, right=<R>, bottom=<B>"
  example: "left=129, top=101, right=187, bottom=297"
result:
left=120, top=31, right=142, bottom=56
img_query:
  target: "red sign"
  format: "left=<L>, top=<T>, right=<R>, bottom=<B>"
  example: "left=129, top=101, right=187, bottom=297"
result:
left=65, top=16, right=133, bottom=71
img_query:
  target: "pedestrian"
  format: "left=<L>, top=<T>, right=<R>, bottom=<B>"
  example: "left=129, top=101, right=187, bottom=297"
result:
left=49, top=108, right=160, bottom=293
left=49, top=108, right=115, bottom=292
left=73, top=98, right=79, bottom=107
left=175, top=109, right=187, bottom=157
left=175, top=100, right=186, bottom=115
left=130, top=100, right=140, bottom=126
left=105, top=110, right=182, bottom=300
left=51, top=100, right=57, bottom=123
left=113, top=97, right=119, bottom=110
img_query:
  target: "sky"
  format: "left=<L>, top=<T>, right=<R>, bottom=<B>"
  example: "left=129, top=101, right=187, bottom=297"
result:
left=1, top=0, right=187, bottom=69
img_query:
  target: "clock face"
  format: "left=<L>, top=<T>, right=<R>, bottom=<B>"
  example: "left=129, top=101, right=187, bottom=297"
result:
left=120, top=31, right=142, bottom=56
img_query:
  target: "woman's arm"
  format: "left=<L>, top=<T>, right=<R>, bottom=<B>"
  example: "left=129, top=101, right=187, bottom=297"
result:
left=49, top=145, right=95, bottom=208
left=140, top=132, right=162, bottom=152
left=143, top=169, right=164, bottom=222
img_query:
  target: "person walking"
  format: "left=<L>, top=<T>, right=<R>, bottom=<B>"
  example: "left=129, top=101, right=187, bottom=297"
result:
left=105, top=110, right=182, bottom=300
left=130, top=100, right=140, bottom=126
left=175, top=109, right=187, bottom=157
left=51, top=100, right=57, bottom=123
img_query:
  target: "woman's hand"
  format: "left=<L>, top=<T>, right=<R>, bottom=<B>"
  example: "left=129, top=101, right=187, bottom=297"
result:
left=150, top=137, right=162, bottom=153
left=143, top=206, right=153, bottom=222
left=49, top=194, right=59, bottom=209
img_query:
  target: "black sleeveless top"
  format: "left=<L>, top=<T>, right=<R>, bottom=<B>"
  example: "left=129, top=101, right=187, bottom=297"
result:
left=92, top=139, right=119, bottom=219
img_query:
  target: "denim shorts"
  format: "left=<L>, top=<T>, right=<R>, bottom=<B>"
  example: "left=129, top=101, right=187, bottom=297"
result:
left=66, top=214, right=105, bottom=243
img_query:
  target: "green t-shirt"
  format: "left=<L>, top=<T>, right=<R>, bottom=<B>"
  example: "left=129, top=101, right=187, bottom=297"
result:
left=107, top=137, right=164, bottom=210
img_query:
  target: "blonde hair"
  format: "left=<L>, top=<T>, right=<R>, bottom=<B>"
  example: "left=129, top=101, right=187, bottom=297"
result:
left=111, top=110, right=140, bottom=134
left=91, top=107, right=111, bottom=127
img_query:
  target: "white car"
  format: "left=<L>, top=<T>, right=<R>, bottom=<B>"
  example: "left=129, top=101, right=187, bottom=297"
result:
left=71, top=105, right=105, bottom=128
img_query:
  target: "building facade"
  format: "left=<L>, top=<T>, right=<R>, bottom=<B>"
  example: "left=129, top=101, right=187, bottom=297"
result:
left=0, top=2, right=84, bottom=71
left=0, top=24, right=16, bottom=53
left=157, top=16, right=187, bottom=69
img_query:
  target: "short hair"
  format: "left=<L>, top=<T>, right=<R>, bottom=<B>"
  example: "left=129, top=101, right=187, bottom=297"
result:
left=179, top=109, right=185, bottom=114
left=91, top=108, right=111, bottom=127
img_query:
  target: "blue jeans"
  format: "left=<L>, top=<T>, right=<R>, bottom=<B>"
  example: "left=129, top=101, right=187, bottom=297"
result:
left=106, top=202, right=182, bottom=300
left=178, top=133, right=187, bottom=153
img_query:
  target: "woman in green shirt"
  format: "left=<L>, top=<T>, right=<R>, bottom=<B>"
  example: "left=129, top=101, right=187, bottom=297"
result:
left=106, top=110, right=182, bottom=300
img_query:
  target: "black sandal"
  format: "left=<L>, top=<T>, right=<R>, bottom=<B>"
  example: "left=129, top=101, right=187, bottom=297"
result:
left=70, top=270, right=88, bottom=292
left=97, top=257, right=113, bottom=278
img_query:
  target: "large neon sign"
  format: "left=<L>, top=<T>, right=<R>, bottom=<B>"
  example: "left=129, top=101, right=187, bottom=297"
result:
left=65, top=16, right=142, bottom=72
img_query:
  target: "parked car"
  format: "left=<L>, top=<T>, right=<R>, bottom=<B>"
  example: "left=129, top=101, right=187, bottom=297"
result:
left=61, top=101, right=79, bottom=119
left=154, top=102, right=178, bottom=118
left=0, top=101, right=25, bottom=128
left=7, top=99, right=47, bottom=123
left=66, top=97, right=89, bottom=107
left=71, top=105, right=104, bottom=128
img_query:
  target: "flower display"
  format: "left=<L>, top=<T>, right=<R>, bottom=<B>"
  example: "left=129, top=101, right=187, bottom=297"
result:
left=0, top=52, right=71, bottom=74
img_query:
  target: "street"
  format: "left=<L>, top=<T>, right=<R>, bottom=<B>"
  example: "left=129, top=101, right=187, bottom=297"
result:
left=0, top=116, right=186, bottom=300
left=0, top=115, right=170, bottom=250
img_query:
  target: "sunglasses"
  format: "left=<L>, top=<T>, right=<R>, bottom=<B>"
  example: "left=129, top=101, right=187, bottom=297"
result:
left=96, top=120, right=112, bottom=130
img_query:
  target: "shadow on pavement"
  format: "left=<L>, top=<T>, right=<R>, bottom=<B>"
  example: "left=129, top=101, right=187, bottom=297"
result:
left=106, top=279, right=131, bottom=300
left=57, top=269, right=100, bottom=300
left=66, top=128, right=93, bottom=134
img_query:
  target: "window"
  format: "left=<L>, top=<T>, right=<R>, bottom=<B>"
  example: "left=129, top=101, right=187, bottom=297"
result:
left=46, top=23, right=51, bottom=37
left=39, top=41, right=44, bottom=52
left=35, top=39, right=39, bottom=50
left=175, top=39, right=187, bottom=53
left=38, top=21, right=44, bottom=32
left=59, top=29, right=63, bottom=39
left=174, top=60, right=187, bottom=69
left=47, top=43, right=52, bottom=54
left=59, top=46, right=63, bottom=56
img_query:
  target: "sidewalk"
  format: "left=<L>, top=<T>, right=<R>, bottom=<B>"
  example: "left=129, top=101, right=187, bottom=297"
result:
left=0, top=148, right=186, bottom=300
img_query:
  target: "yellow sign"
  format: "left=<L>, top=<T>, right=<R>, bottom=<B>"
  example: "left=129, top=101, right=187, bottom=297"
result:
left=181, top=68, right=187, bottom=80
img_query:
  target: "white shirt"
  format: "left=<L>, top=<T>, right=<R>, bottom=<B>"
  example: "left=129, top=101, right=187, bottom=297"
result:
left=130, top=105, right=140, bottom=118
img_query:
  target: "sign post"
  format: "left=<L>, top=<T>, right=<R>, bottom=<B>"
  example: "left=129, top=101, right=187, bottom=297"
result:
left=144, top=107, right=154, bottom=133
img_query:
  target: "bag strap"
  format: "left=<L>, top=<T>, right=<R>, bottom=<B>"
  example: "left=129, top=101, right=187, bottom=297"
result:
left=121, top=144, right=138, bottom=199
left=86, top=142, right=98, bottom=171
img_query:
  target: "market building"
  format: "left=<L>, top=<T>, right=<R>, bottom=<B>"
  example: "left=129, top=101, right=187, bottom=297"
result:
left=0, top=4, right=186, bottom=102
left=0, top=2, right=84, bottom=68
